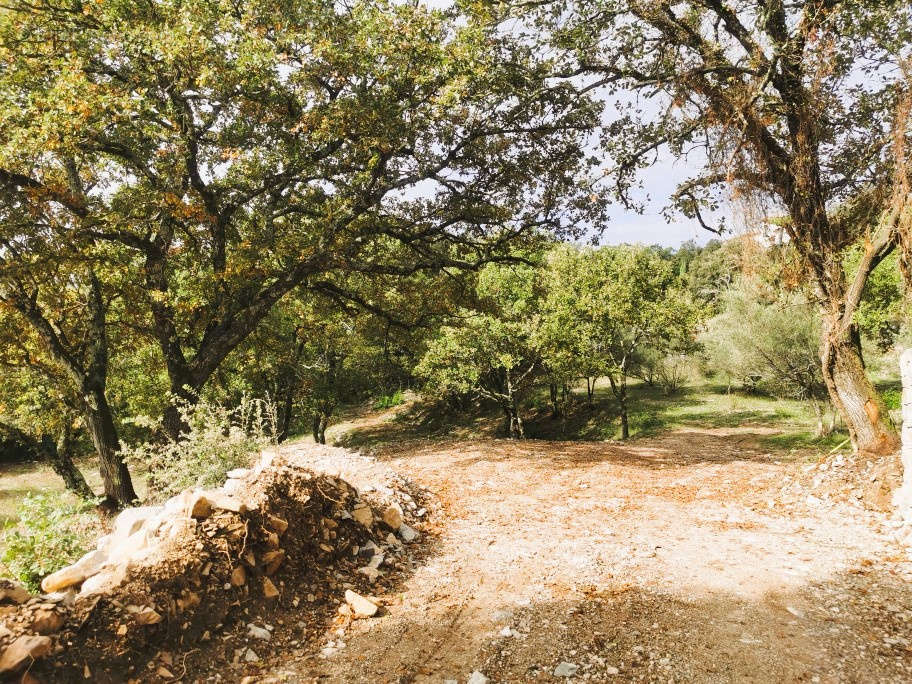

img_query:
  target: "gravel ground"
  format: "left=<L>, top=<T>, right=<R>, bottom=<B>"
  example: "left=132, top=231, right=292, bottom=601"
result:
left=262, top=425, right=912, bottom=683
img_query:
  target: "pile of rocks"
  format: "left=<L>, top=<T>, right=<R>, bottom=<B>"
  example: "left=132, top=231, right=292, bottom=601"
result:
left=0, top=445, right=430, bottom=680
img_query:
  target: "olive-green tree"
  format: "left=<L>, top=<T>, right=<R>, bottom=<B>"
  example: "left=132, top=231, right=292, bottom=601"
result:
left=532, top=0, right=912, bottom=453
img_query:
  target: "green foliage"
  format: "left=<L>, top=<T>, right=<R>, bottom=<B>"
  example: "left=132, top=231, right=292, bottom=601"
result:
left=0, top=494, right=100, bottom=592
left=845, top=249, right=905, bottom=351
left=417, top=261, right=542, bottom=437
left=882, top=387, right=901, bottom=411
left=123, top=396, right=276, bottom=501
left=702, top=282, right=827, bottom=402
left=373, top=390, right=405, bottom=410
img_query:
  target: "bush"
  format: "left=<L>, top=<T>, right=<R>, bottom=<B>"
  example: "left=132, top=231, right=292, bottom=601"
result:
left=1, top=494, right=101, bottom=592
left=124, top=395, right=277, bottom=501
left=373, top=390, right=405, bottom=410
left=882, top=387, right=901, bottom=411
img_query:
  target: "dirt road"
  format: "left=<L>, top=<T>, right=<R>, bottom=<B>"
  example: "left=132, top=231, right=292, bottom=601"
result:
left=270, top=428, right=912, bottom=683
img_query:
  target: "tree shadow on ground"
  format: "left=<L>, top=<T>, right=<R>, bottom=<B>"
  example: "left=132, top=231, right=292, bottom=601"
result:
left=296, top=565, right=912, bottom=683
left=333, top=383, right=845, bottom=457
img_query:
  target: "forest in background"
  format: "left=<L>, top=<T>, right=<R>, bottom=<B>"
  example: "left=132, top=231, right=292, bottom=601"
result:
left=0, top=0, right=911, bottom=593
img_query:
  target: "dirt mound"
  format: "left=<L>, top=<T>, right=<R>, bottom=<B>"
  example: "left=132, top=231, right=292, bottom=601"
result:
left=0, top=445, right=433, bottom=682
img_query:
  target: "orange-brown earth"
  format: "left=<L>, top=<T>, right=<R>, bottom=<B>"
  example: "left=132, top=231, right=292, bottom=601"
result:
left=258, top=420, right=912, bottom=683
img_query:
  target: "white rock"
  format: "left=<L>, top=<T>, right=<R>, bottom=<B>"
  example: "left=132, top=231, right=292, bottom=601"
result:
left=344, top=590, right=379, bottom=618
left=357, top=567, right=381, bottom=582
left=247, top=624, right=271, bottom=641
left=244, top=648, right=260, bottom=662
left=227, top=468, right=251, bottom=479
left=554, top=662, right=579, bottom=677
left=41, top=547, right=108, bottom=593
left=467, top=672, right=488, bottom=684
left=399, top=523, right=419, bottom=542
left=605, top=666, right=620, bottom=675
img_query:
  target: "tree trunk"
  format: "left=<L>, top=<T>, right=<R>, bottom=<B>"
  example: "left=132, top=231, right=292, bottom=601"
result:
left=893, top=349, right=912, bottom=511
left=503, top=404, right=525, bottom=439
left=549, top=382, right=559, bottom=418
left=821, top=317, right=899, bottom=455
left=43, top=427, right=94, bottom=500
left=586, top=377, right=596, bottom=408
left=811, top=400, right=825, bottom=439
left=277, top=381, right=295, bottom=443
left=608, top=371, right=630, bottom=439
left=82, top=389, right=137, bottom=507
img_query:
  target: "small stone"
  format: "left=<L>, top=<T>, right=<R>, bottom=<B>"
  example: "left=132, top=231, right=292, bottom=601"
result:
left=247, top=624, right=271, bottom=641
left=226, top=468, right=250, bottom=479
left=344, top=590, right=378, bottom=618
left=398, top=523, right=419, bottom=543
left=156, top=666, right=174, bottom=678
left=230, top=566, right=247, bottom=587
left=244, top=648, right=259, bottom=663
left=0, top=635, right=52, bottom=674
left=351, top=503, right=373, bottom=528
left=266, top=514, right=289, bottom=535
left=382, top=504, right=403, bottom=530
left=30, top=607, right=65, bottom=634
left=605, top=666, right=620, bottom=675
left=263, top=550, right=286, bottom=575
left=467, top=671, right=489, bottom=684
left=135, top=607, right=162, bottom=625
left=263, top=577, right=280, bottom=599
left=358, top=567, right=381, bottom=582
left=0, top=580, right=30, bottom=605
left=554, top=662, right=579, bottom=677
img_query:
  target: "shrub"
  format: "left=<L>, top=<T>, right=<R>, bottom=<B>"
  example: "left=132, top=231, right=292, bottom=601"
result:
left=373, top=390, right=405, bottom=410
left=882, top=387, right=901, bottom=411
left=1, top=494, right=101, bottom=592
left=124, top=395, right=277, bottom=501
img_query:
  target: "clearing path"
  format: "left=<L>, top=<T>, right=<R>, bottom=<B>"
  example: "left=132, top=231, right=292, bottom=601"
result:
left=272, top=428, right=912, bottom=683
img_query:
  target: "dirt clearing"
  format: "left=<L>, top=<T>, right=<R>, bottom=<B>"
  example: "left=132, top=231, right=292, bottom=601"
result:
left=270, top=427, right=912, bottom=683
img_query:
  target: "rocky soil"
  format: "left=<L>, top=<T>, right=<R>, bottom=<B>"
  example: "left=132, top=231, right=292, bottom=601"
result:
left=0, top=444, right=433, bottom=683
left=270, top=425, right=912, bottom=683
left=3, top=424, right=912, bottom=683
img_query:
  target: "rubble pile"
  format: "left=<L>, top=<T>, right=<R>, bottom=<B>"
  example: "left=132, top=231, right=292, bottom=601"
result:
left=0, top=445, right=432, bottom=682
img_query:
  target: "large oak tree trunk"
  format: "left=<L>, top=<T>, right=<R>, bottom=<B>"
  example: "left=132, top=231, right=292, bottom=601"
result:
left=82, top=389, right=137, bottom=506
left=42, top=428, right=94, bottom=500
left=820, top=316, right=899, bottom=455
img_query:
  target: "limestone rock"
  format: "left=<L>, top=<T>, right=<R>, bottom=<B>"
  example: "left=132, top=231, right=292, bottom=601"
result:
left=29, top=607, right=65, bottom=634
left=399, top=523, right=419, bottom=543
left=263, top=577, right=279, bottom=599
left=134, top=607, right=162, bottom=625
left=382, top=504, right=403, bottom=530
left=266, top=514, right=289, bottom=535
left=188, top=491, right=249, bottom=519
left=41, top=547, right=107, bottom=593
left=230, top=566, right=247, bottom=587
left=247, top=624, right=271, bottom=641
left=0, top=635, right=52, bottom=674
left=344, top=590, right=378, bottom=618
left=467, top=671, right=489, bottom=684
left=351, top=503, right=373, bottom=528
left=0, top=580, right=29, bottom=605
left=553, top=662, right=579, bottom=677
left=357, top=566, right=381, bottom=582
left=263, top=550, right=286, bottom=575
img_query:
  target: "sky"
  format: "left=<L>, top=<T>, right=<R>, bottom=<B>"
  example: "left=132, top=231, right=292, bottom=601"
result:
left=595, top=152, right=733, bottom=249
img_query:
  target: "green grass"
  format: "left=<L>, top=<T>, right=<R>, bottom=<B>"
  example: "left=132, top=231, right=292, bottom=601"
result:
left=329, top=376, right=853, bottom=456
